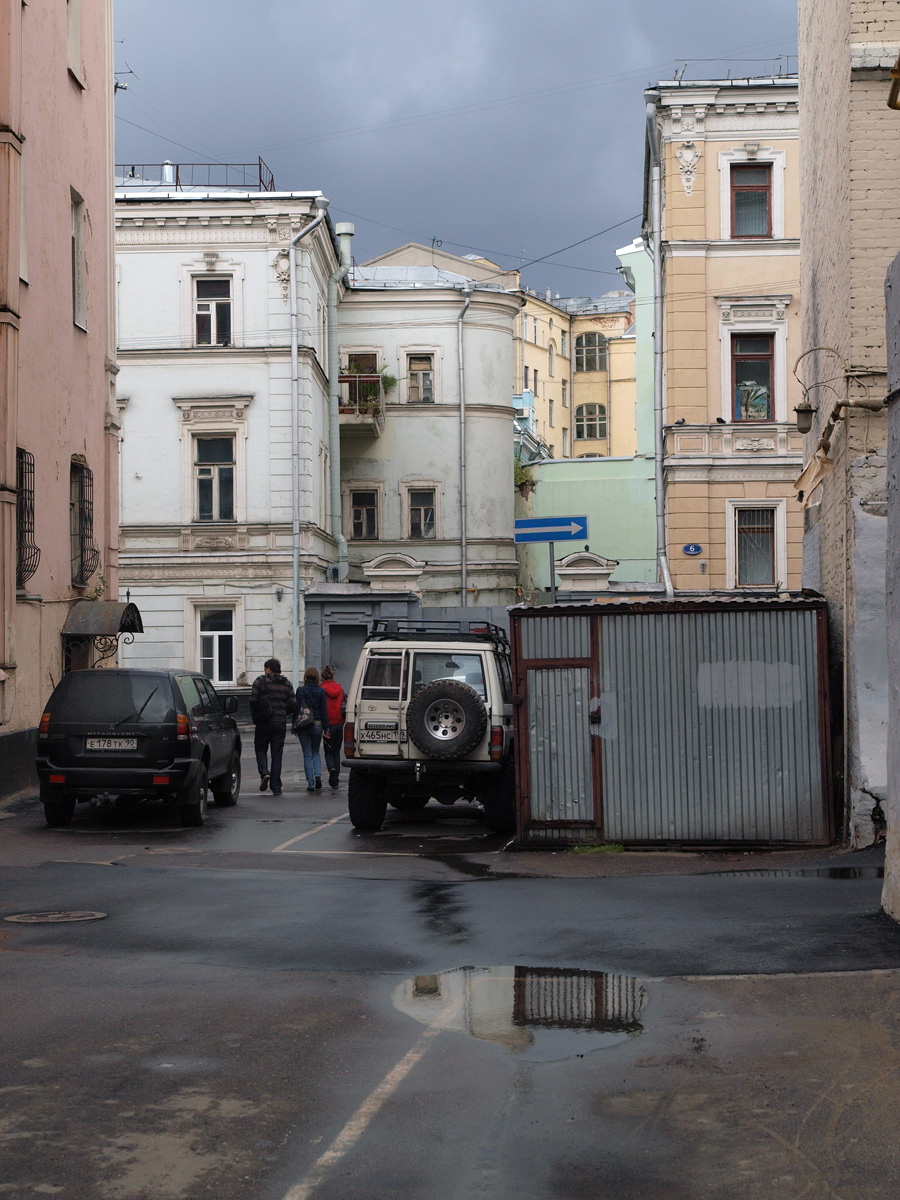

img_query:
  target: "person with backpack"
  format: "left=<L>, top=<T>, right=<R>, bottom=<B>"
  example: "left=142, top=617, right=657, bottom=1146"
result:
left=250, top=658, right=296, bottom=796
left=293, top=666, right=329, bottom=792
left=320, top=665, right=345, bottom=789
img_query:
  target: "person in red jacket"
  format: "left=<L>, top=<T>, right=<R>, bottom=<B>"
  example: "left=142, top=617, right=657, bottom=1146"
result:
left=320, top=665, right=345, bottom=789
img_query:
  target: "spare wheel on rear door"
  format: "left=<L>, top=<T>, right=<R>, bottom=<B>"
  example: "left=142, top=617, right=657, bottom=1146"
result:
left=405, top=680, right=487, bottom=759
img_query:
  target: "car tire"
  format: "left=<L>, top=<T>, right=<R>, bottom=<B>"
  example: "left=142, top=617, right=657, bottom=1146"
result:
left=481, top=755, right=516, bottom=834
left=178, top=765, right=209, bottom=827
left=41, top=784, right=76, bottom=828
left=347, top=769, right=387, bottom=830
left=405, top=680, right=488, bottom=760
left=389, top=795, right=430, bottom=811
left=211, top=752, right=241, bottom=807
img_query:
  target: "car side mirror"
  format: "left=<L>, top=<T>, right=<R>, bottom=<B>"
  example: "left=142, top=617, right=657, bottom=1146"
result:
left=222, top=696, right=238, bottom=714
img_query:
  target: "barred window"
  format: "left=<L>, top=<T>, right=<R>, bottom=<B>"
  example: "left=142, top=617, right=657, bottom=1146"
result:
left=70, top=461, right=100, bottom=587
left=16, top=448, right=40, bottom=589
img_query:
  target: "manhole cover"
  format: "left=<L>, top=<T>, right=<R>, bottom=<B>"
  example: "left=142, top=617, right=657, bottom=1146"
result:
left=4, top=910, right=107, bottom=924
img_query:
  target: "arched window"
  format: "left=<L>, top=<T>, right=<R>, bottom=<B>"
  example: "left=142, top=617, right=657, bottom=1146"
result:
left=575, top=332, right=608, bottom=372
left=575, top=403, right=607, bottom=440
left=548, top=342, right=555, bottom=377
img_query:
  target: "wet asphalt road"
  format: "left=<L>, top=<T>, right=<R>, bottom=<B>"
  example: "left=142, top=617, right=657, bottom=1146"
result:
left=2, top=739, right=900, bottom=1199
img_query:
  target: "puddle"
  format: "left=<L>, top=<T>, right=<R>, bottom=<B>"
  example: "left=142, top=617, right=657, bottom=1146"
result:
left=393, top=966, right=646, bottom=1061
left=713, top=866, right=884, bottom=880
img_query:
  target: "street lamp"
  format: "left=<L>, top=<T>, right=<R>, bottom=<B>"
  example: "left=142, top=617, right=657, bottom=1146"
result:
left=794, top=400, right=817, bottom=435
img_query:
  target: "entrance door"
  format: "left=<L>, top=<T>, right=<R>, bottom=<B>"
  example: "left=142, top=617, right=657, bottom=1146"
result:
left=328, top=624, right=368, bottom=687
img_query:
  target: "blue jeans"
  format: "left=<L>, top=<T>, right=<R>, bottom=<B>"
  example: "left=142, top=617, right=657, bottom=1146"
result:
left=254, top=721, right=286, bottom=792
left=297, top=723, right=323, bottom=787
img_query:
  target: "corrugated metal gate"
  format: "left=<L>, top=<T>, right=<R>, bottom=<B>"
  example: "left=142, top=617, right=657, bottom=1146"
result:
left=511, top=597, right=832, bottom=846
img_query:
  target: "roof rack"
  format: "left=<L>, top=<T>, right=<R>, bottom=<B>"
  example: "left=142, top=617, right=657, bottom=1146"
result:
left=369, top=619, right=509, bottom=652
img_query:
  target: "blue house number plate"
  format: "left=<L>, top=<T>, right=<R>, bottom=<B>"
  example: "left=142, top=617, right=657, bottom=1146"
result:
left=682, top=544, right=703, bottom=556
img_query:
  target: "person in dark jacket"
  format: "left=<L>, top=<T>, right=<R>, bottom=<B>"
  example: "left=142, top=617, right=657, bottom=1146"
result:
left=320, top=665, right=345, bottom=789
left=250, top=658, right=296, bottom=796
left=294, top=666, right=329, bottom=791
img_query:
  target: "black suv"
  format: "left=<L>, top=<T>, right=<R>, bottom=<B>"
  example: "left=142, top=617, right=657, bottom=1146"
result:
left=35, top=668, right=241, bottom=828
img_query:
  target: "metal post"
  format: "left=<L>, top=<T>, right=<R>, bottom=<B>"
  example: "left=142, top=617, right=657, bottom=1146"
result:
left=548, top=541, right=557, bottom=604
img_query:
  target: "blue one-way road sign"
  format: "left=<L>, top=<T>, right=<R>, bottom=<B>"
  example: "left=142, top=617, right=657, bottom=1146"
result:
left=514, top=515, right=589, bottom=544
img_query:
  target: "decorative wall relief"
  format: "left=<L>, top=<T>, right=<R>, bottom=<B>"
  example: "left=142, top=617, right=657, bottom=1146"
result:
left=274, top=250, right=291, bottom=302
left=675, top=141, right=701, bottom=196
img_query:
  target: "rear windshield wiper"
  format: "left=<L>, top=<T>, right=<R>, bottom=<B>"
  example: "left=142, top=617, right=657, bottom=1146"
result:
left=115, top=687, right=159, bottom=727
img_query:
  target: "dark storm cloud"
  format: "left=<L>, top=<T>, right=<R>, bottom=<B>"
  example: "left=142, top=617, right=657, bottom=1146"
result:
left=114, top=0, right=796, bottom=296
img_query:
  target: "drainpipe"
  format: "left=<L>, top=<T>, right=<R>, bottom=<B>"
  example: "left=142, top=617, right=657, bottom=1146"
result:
left=289, top=197, right=329, bottom=688
left=457, top=286, right=473, bottom=606
left=645, top=96, right=674, bottom=597
left=327, top=222, right=354, bottom=584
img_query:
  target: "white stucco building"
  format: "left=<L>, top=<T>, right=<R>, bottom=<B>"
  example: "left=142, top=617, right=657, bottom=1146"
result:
left=115, top=176, right=339, bottom=688
left=338, top=263, right=522, bottom=606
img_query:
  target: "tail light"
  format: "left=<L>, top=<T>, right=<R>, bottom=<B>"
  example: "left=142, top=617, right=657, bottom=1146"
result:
left=176, top=713, right=191, bottom=741
left=343, top=721, right=355, bottom=758
left=490, top=726, right=504, bottom=762
left=152, top=776, right=170, bottom=785
left=38, top=712, right=51, bottom=738
left=49, top=774, right=65, bottom=784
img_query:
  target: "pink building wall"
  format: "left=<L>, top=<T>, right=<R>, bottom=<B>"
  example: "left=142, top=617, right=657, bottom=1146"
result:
left=0, top=0, right=118, bottom=787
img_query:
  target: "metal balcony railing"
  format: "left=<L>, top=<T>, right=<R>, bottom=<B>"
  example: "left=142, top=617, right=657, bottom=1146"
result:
left=117, top=158, right=276, bottom=191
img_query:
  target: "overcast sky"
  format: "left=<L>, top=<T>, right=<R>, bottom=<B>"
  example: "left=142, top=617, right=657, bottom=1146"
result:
left=114, top=0, right=797, bottom=298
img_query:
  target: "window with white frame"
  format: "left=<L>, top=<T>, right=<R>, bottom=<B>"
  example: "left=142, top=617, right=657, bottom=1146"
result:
left=727, top=499, right=786, bottom=589
left=194, top=277, right=232, bottom=345
left=575, top=332, right=607, bottom=372
left=407, top=354, right=434, bottom=403
left=561, top=331, right=568, bottom=358
left=719, top=148, right=785, bottom=240
left=198, top=609, right=235, bottom=684
left=533, top=368, right=539, bottom=396
left=548, top=343, right=555, bottom=377
left=732, top=334, right=774, bottom=421
left=549, top=399, right=555, bottom=427
left=575, top=403, right=607, bottom=440
left=406, top=487, right=437, bottom=539
left=523, top=365, right=530, bottom=391
left=194, top=435, right=235, bottom=521
left=561, top=379, right=568, bottom=407
left=562, top=428, right=569, bottom=457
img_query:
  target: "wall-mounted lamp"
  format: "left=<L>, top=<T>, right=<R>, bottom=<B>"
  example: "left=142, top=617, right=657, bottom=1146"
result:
left=794, top=400, right=817, bottom=435
left=275, top=587, right=284, bottom=602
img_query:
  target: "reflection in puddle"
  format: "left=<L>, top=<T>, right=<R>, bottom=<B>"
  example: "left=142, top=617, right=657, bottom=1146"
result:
left=393, top=966, right=646, bottom=1061
left=713, top=866, right=884, bottom=880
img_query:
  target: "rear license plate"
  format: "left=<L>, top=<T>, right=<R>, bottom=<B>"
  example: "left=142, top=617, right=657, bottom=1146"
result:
left=359, top=730, right=399, bottom=743
left=86, top=737, right=138, bottom=751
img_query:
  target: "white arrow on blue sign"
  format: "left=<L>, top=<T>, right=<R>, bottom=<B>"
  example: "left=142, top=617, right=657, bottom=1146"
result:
left=514, top=515, right=589, bottom=544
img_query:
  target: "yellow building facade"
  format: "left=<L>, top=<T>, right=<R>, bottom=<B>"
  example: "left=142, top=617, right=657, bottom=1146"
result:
left=570, top=301, right=636, bottom=459
left=649, top=77, right=805, bottom=591
left=517, top=292, right=572, bottom=459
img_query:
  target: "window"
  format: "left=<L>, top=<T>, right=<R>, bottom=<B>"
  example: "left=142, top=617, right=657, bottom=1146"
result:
left=408, top=488, right=436, bottom=539
left=575, top=403, right=607, bottom=440
left=412, top=652, right=486, bottom=700
left=195, top=277, right=232, bottom=345
left=198, top=610, right=235, bottom=685
left=732, top=334, right=773, bottom=421
left=533, top=317, right=539, bottom=344
left=533, top=368, right=539, bottom=396
left=561, top=331, right=568, bottom=358
left=343, top=351, right=381, bottom=407
left=731, top=164, right=771, bottom=238
left=523, top=365, right=530, bottom=391
left=575, top=332, right=607, bottom=372
left=16, top=448, right=40, bottom=589
left=71, top=190, right=85, bottom=328
left=177, top=674, right=205, bottom=719
left=548, top=344, right=555, bottom=377
left=549, top=399, right=555, bottom=428
left=69, top=461, right=100, bottom=587
left=194, top=436, right=235, bottom=520
left=735, top=509, right=776, bottom=586
left=351, top=489, right=378, bottom=539
left=407, top=354, right=434, bottom=403
left=361, top=653, right=402, bottom=700
left=562, top=429, right=569, bottom=457
left=562, top=379, right=568, bottom=407
left=67, top=0, right=83, bottom=83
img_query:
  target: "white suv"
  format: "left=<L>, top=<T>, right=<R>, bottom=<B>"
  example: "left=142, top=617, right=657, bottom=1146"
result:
left=342, top=620, right=515, bottom=833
